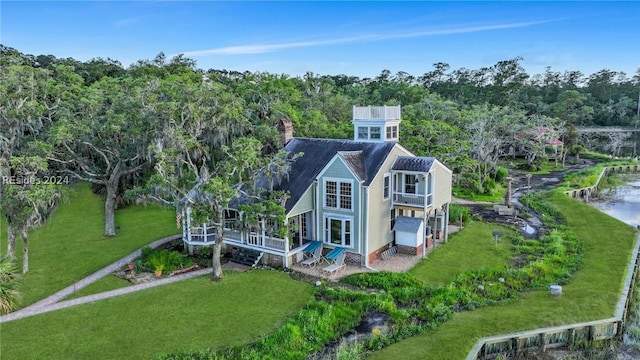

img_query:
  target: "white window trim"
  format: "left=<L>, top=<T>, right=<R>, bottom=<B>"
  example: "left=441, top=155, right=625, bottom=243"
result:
left=404, top=174, right=417, bottom=194
left=370, top=127, right=381, bottom=139
left=426, top=172, right=434, bottom=207
left=383, top=173, right=391, bottom=200
left=385, top=125, right=398, bottom=140
left=357, top=126, right=369, bottom=140
left=323, top=214, right=354, bottom=248
left=323, top=178, right=354, bottom=212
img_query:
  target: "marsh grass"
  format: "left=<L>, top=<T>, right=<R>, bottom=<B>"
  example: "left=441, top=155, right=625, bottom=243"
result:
left=369, top=191, right=638, bottom=360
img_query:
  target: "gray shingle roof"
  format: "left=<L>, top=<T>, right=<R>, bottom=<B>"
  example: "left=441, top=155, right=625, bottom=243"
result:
left=338, top=151, right=365, bottom=182
left=392, top=216, right=423, bottom=233
left=278, top=138, right=396, bottom=212
left=391, top=156, right=434, bottom=172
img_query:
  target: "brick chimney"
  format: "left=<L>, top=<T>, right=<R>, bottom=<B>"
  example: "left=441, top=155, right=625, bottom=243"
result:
left=278, top=118, right=294, bottom=148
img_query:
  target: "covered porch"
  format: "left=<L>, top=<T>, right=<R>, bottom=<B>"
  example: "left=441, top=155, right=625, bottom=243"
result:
left=181, top=209, right=318, bottom=267
left=181, top=208, right=288, bottom=256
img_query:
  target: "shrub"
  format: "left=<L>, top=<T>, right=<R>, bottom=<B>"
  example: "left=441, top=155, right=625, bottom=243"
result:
left=142, top=248, right=194, bottom=273
left=449, top=204, right=471, bottom=225
left=482, top=177, right=497, bottom=194
left=341, top=272, right=423, bottom=291
left=494, top=166, right=509, bottom=183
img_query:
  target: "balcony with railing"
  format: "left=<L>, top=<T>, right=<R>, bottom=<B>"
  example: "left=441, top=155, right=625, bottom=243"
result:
left=223, top=228, right=287, bottom=253
left=184, top=226, right=287, bottom=253
left=392, top=192, right=426, bottom=207
left=353, top=105, right=401, bottom=121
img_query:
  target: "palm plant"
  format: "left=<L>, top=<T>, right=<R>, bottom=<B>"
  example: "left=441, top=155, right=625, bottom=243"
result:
left=0, top=257, right=21, bottom=314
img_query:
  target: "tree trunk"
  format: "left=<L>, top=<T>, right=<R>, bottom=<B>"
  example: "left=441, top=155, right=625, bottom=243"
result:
left=21, top=228, right=28, bottom=274
left=211, top=211, right=224, bottom=280
left=104, top=183, right=118, bottom=236
left=6, top=222, right=17, bottom=260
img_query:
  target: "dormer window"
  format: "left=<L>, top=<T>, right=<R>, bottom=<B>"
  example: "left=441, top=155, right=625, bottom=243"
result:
left=358, top=127, right=369, bottom=140
left=370, top=127, right=381, bottom=139
left=357, top=126, right=382, bottom=140
left=386, top=125, right=398, bottom=140
left=352, top=105, right=401, bottom=142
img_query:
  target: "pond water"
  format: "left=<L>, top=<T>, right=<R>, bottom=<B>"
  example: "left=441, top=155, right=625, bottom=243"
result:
left=590, top=174, right=640, bottom=228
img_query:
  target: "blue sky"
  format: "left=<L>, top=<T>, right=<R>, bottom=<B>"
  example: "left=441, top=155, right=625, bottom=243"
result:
left=2, top=1, right=639, bottom=78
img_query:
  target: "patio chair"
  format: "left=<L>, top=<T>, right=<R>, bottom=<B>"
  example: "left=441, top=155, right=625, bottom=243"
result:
left=301, top=243, right=323, bottom=267
left=302, top=241, right=321, bottom=259
left=322, top=247, right=346, bottom=275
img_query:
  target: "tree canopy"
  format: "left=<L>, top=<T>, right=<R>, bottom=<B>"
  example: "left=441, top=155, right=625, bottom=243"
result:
left=1, top=44, right=638, bottom=275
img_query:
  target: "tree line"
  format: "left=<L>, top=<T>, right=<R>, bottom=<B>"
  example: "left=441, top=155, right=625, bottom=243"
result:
left=1, top=44, right=638, bottom=276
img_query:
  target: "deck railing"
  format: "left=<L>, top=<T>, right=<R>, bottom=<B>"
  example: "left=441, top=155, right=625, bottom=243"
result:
left=223, top=229, right=287, bottom=252
left=393, top=192, right=426, bottom=207
left=353, top=105, right=401, bottom=121
left=185, top=227, right=287, bottom=253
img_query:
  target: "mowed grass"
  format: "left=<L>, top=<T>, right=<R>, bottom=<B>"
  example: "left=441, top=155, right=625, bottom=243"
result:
left=64, top=275, right=131, bottom=300
left=0, top=270, right=314, bottom=360
left=370, top=191, right=638, bottom=360
left=0, top=183, right=178, bottom=307
left=410, top=221, right=515, bottom=286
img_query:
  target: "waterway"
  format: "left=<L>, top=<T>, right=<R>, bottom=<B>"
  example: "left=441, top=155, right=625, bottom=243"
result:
left=589, top=173, right=640, bottom=358
left=590, top=173, right=640, bottom=228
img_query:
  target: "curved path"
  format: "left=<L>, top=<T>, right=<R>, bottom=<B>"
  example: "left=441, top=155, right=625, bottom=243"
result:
left=0, top=234, right=217, bottom=323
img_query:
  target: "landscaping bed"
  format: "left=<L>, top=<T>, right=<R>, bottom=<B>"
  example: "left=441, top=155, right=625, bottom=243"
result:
left=116, top=239, right=220, bottom=283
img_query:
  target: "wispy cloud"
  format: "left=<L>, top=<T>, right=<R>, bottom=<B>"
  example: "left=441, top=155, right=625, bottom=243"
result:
left=180, top=19, right=559, bottom=57
left=114, top=16, right=147, bottom=28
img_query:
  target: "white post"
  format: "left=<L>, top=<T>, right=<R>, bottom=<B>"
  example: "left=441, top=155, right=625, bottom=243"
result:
left=203, top=223, right=207, bottom=243
left=186, top=207, right=192, bottom=243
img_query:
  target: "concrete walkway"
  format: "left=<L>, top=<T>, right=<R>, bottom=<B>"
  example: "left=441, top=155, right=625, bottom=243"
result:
left=0, top=234, right=216, bottom=323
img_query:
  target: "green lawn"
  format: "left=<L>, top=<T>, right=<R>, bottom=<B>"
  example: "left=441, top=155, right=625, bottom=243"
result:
left=64, top=274, right=132, bottom=300
left=370, top=191, right=638, bottom=360
left=410, top=222, right=515, bottom=286
left=0, top=183, right=178, bottom=307
left=0, top=270, right=314, bottom=360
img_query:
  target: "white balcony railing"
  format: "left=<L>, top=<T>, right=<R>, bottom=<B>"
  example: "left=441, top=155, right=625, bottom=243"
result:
left=353, top=105, right=401, bottom=121
left=187, top=227, right=287, bottom=253
left=222, top=229, right=287, bottom=252
left=393, top=192, right=425, bottom=207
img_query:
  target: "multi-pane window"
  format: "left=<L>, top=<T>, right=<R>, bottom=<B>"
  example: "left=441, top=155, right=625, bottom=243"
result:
left=370, top=127, right=381, bottom=139
left=326, top=181, right=337, bottom=208
left=390, top=208, right=396, bottom=230
left=325, top=180, right=352, bottom=210
left=300, top=214, right=308, bottom=238
left=405, top=174, right=416, bottom=194
left=224, top=210, right=239, bottom=229
left=324, top=217, right=352, bottom=247
left=383, top=174, right=390, bottom=199
left=358, top=127, right=368, bottom=139
left=386, top=125, right=398, bottom=140
left=340, top=182, right=352, bottom=209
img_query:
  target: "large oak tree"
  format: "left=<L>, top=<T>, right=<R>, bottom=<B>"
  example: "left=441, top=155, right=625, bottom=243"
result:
left=49, top=76, right=160, bottom=236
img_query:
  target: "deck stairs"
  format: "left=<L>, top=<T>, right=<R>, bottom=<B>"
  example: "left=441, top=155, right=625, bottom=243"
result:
left=230, top=248, right=264, bottom=267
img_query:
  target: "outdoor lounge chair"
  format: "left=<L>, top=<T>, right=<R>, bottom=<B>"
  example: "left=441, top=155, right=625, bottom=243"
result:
left=322, top=247, right=346, bottom=275
left=302, top=241, right=321, bottom=259
left=301, top=243, right=323, bottom=267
